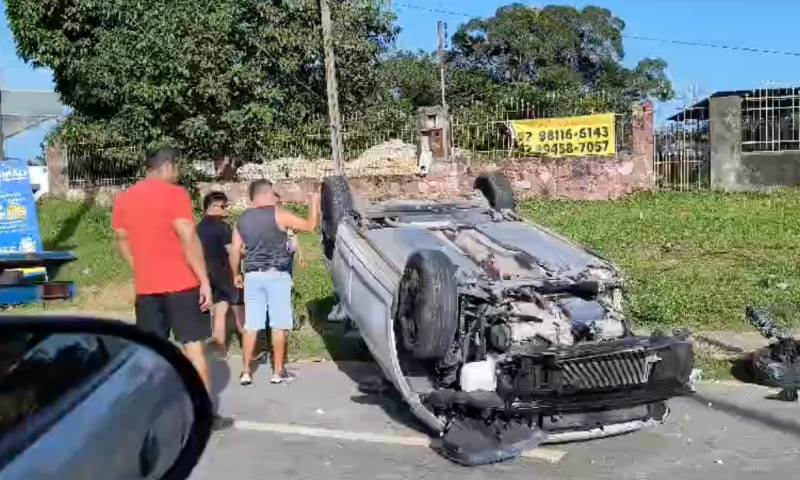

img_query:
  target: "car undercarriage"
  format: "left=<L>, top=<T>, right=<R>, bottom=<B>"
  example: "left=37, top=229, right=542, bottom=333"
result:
left=320, top=173, right=695, bottom=465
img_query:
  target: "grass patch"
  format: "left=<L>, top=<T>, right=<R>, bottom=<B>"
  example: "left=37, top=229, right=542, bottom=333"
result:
left=520, top=189, right=800, bottom=332
left=38, top=197, right=130, bottom=287
left=694, top=356, right=736, bottom=382
left=23, top=189, right=800, bottom=364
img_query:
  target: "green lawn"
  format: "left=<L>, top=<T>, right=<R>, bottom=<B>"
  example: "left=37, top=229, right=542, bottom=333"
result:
left=520, top=190, right=800, bottom=332
left=27, top=190, right=800, bottom=365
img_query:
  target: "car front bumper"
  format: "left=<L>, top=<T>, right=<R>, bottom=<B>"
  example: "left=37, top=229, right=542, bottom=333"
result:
left=425, top=333, right=693, bottom=417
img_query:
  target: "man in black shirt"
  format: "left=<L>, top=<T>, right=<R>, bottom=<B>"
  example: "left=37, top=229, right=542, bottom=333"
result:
left=197, top=191, right=244, bottom=356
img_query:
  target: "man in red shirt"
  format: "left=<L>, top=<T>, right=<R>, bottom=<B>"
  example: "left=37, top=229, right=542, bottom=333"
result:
left=112, top=147, right=214, bottom=394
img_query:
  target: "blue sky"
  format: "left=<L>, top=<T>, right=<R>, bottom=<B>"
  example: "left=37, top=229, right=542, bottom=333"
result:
left=3, top=0, right=800, bottom=158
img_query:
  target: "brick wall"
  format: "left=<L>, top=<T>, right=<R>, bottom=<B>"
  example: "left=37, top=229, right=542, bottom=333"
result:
left=50, top=102, right=654, bottom=207
left=198, top=152, right=653, bottom=208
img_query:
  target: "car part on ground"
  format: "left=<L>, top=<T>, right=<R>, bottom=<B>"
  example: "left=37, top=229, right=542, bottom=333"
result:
left=0, top=317, right=213, bottom=480
left=746, top=306, right=800, bottom=401
left=320, top=173, right=695, bottom=465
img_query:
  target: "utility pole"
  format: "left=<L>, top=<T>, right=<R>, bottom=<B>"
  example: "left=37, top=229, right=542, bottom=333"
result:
left=438, top=20, right=447, bottom=107
left=320, top=0, right=344, bottom=175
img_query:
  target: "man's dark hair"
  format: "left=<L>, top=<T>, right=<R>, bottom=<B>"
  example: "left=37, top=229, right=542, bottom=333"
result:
left=248, top=179, right=273, bottom=200
left=203, top=191, right=228, bottom=211
left=144, top=147, right=181, bottom=171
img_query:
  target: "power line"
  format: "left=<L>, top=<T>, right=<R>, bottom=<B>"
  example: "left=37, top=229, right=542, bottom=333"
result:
left=624, top=35, right=800, bottom=57
left=393, top=2, right=800, bottom=58
left=394, top=3, right=472, bottom=18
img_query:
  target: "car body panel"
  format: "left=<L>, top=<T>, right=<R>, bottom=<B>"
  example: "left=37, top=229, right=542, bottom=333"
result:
left=332, top=223, right=443, bottom=431
left=1, top=342, right=191, bottom=480
left=363, top=228, right=482, bottom=275
left=475, top=222, right=609, bottom=277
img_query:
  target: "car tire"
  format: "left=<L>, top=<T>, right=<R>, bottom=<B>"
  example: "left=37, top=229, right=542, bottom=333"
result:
left=474, top=172, right=515, bottom=211
left=396, top=250, right=459, bottom=360
left=321, top=175, right=354, bottom=259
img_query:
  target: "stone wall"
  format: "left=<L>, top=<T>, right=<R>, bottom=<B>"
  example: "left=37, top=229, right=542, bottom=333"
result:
left=56, top=153, right=653, bottom=208
left=198, top=152, right=653, bottom=208
left=50, top=102, right=655, bottom=207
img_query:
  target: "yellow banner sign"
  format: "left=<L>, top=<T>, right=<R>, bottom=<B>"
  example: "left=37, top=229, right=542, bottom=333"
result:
left=510, top=113, right=616, bottom=158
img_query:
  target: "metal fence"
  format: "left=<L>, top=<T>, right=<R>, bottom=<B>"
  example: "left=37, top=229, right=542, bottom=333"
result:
left=653, top=106, right=710, bottom=191
left=451, top=100, right=633, bottom=160
left=66, top=144, right=143, bottom=188
left=61, top=92, right=637, bottom=187
left=741, top=88, right=800, bottom=152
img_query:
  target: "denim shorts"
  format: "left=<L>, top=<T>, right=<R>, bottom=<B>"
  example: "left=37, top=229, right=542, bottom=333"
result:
left=243, top=270, right=293, bottom=331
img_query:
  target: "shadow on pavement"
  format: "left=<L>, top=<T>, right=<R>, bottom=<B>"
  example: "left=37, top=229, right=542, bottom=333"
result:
left=688, top=392, right=800, bottom=440
left=730, top=355, right=756, bottom=383
left=208, top=351, right=232, bottom=414
left=307, top=296, right=428, bottom=434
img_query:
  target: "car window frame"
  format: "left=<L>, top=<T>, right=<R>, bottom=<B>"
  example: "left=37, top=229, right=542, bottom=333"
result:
left=0, top=336, right=136, bottom=469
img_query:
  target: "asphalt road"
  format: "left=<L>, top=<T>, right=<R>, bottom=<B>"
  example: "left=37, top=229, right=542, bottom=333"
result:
left=190, top=358, right=800, bottom=480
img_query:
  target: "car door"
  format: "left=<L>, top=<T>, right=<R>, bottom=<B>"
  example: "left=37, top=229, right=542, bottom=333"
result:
left=0, top=333, right=191, bottom=480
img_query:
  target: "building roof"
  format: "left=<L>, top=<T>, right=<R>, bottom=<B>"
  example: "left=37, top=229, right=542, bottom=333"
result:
left=667, top=88, right=800, bottom=122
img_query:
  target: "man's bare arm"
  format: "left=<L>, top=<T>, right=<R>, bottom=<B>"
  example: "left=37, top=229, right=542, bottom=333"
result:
left=229, top=226, right=244, bottom=279
left=173, top=219, right=210, bottom=286
left=275, top=193, right=320, bottom=233
left=114, top=229, right=134, bottom=269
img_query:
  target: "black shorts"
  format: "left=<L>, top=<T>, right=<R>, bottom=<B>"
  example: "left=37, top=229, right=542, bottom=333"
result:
left=135, top=287, right=211, bottom=344
left=210, top=272, right=243, bottom=306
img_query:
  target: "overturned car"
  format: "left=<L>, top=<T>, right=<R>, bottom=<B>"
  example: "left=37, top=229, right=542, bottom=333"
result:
left=320, top=173, right=694, bottom=465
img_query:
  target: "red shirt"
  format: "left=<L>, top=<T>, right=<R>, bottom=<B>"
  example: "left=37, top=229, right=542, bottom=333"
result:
left=112, top=178, right=199, bottom=295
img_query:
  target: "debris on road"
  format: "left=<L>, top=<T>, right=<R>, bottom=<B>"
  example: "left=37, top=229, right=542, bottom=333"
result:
left=746, top=306, right=800, bottom=401
left=689, top=368, right=702, bottom=391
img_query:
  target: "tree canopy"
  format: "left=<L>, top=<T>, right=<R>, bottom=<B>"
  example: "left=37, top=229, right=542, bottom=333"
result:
left=5, top=0, right=397, bottom=158
left=381, top=4, right=673, bottom=113
left=5, top=1, right=672, bottom=160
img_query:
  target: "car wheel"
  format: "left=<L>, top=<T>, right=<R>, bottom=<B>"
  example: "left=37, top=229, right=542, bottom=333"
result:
left=321, top=175, right=354, bottom=259
left=396, top=250, right=459, bottom=360
left=474, top=172, right=515, bottom=211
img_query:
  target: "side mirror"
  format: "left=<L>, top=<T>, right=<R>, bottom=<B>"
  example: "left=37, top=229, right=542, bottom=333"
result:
left=0, top=317, right=213, bottom=480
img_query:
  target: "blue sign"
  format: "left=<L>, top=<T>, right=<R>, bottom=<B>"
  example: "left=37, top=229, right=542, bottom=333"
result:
left=0, top=159, right=42, bottom=254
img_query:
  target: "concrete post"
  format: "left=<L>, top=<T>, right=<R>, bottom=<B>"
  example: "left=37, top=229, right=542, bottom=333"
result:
left=630, top=101, right=654, bottom=186
left=416, top=106, right=451, bottom=176
left=46, top=143, right=69, bottom=196
left=709, top=95, right=742, bottom=190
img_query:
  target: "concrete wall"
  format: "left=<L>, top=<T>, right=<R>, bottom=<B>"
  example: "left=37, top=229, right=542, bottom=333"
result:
left=710, top=94, right=800, bottom=190
left=740, top=151, right=800, bottom=186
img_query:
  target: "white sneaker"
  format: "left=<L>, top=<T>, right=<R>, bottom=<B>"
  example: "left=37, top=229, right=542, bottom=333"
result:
left=270, top=370, right=296, bottom=384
